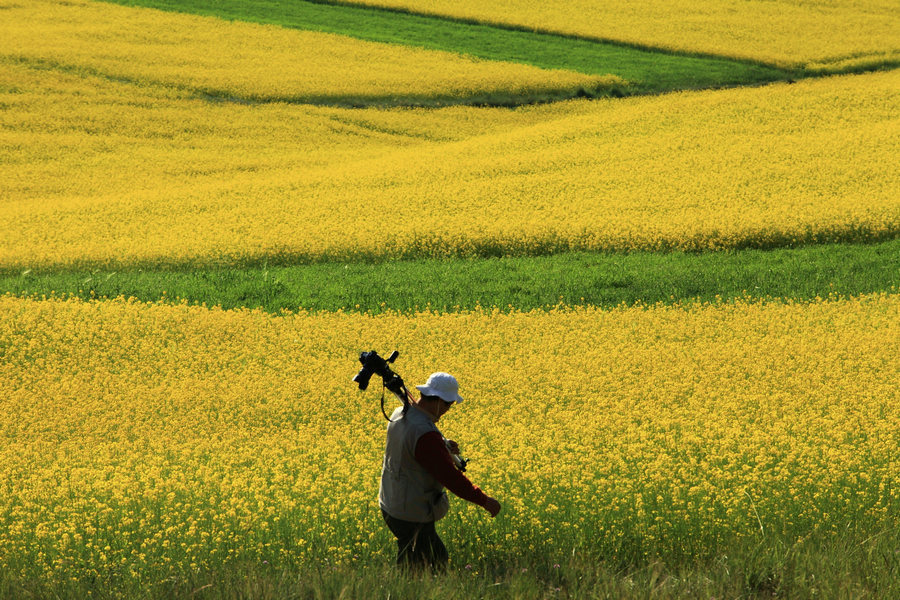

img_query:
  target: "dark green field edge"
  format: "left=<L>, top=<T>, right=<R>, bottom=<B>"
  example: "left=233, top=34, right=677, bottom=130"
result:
left=4, top=239, right=898, bottom=313
left=100, top=0, right=795, bottom=104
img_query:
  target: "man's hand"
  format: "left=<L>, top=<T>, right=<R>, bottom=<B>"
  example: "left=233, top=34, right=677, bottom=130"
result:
left=483, top=497, right=501, bottom=518
left=445, top=439, right=460, bottom=455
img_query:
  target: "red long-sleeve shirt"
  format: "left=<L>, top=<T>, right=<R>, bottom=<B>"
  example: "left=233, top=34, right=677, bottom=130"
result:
left=414, top=431, right=489, bottom=507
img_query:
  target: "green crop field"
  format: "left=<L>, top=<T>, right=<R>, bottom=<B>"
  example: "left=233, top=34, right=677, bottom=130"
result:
left=2, top=1, right=898, bottom=599
left=5, top=239, right=899, bottom=314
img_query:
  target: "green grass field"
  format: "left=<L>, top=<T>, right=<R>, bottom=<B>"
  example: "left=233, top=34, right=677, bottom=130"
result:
left=4, top=239, right=899, bottom=313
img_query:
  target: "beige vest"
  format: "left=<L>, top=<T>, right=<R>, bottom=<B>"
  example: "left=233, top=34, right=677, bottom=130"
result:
left=379, top=404, right=450, bottom=522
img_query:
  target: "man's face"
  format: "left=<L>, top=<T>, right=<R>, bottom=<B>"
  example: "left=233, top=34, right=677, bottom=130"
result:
left=434, top=399, right=454, bottom=421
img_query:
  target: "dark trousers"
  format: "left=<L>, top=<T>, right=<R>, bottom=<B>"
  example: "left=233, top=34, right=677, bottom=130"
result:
left=381, top=509, right=448, bottom=572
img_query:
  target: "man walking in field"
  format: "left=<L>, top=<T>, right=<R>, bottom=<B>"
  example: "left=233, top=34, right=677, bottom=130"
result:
left=379, top=372, right=501, bottom=571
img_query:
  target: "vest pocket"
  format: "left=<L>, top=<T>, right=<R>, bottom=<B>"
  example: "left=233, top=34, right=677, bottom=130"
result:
left=432, top=490, right=450, bottom=521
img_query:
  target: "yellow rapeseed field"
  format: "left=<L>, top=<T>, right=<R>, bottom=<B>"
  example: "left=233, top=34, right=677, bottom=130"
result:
left=340, top=0, right=900, bottom=70
left=0, top=0, right=617, bottom=104
left=1, top=293, right=897, bottom=580
left=2, top=62, right=897, bottom=267
left=3, top=0, right=897, bottom=593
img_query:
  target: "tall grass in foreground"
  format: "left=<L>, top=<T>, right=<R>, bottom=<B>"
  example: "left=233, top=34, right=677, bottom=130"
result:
left=3, top=528, right=899, bottom=599
left=1, top=519, right=898, bottom=598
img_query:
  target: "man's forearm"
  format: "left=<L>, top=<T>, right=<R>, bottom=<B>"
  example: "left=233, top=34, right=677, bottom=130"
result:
left=415, top=432, right=489, bottom=506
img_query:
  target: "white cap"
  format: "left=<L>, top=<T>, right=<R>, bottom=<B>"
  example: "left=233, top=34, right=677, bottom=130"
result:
left=416, top=372, right=463, bottom=404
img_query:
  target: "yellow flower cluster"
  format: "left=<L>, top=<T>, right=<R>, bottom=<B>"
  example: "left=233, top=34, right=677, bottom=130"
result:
left=0, top=0, right=617, bottom=104
left=2, top=62, right=897, bottom=268
left=1, top=293, right=897, bottom=579
left=341, top=0, right=900, bottom=70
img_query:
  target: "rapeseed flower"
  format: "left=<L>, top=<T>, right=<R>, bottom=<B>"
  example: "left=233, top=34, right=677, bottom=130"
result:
left=0, top=0, right=618, bottom=104
left=1, top=294, right=897, bottom=580
left=1, top=64, right=897, bottom=268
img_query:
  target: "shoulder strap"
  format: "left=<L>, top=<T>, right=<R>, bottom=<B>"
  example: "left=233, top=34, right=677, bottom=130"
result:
left=381, top=380, right=412, bottom=422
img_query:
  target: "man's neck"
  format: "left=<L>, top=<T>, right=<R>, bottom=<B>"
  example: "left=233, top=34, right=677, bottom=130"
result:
left=413, top=400, right=438, bottom=422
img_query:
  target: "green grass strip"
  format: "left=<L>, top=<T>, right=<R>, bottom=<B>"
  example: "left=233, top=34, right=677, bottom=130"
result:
left=101, top=0, right=791, bottom=97
left=5, top=240, right=897, bottom=313
left=3, top=526, right=899, bottom=599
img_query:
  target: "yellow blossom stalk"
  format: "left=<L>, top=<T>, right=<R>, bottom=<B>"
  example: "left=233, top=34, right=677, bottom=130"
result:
left=338, top=0, right=900, bottom=71
left=0, top=0, right=618, bottom=104
left=0, top=293, right=897, bottom=579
